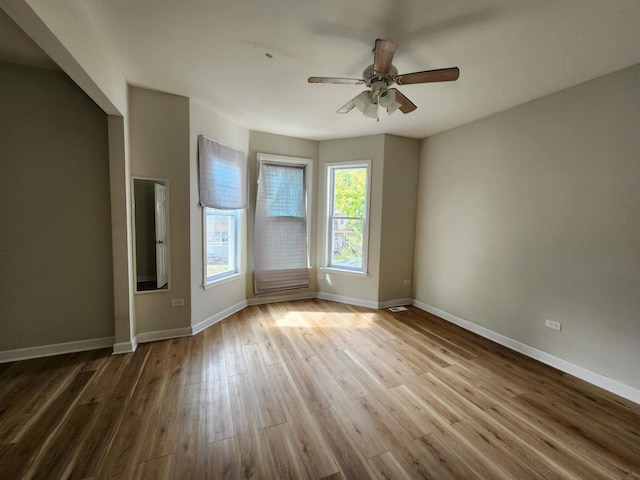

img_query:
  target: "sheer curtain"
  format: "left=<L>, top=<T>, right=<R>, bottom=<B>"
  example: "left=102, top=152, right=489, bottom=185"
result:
left=197, top=135, right=247, bottom=209
left=254, top=162, right=310, bottom=294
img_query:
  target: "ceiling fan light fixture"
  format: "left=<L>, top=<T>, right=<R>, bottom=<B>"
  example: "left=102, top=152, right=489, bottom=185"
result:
left=386, top=100, right=402, bottom=116
left=354, top=91, right=372, bottom=112
left=363, top=101, right=378, bottom=118
left=378, top=89, right=396, bottom=108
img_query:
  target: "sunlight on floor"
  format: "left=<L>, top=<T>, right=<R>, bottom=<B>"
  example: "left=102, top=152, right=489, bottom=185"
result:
left=273, top=309, right=377, bottom=329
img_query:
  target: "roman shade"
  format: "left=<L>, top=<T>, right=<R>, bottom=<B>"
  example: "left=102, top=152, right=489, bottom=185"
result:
left=254, top=162, right=310, bottom=294
left=198, top=135, right=247, bottom=209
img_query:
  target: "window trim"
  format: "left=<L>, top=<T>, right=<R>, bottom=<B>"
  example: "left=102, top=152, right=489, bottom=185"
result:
left=202, top=207, right=242, bottom=286
left=325, top=159, right=372, bottom=274
left=256, top=153, right=313, bottom=268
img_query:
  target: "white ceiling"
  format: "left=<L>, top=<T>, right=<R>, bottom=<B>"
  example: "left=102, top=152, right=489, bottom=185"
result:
left=6, top=1, right=640, bottom=140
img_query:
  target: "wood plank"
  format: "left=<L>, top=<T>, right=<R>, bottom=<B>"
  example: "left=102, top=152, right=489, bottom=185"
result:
left=169, top=381, right=203, bottom=480
left=343, top=344, right=405, bottom=389
left=204, top=347, right=234, bottom=443
left=382, top=385, right=436, bottom=438
left=431, top=366, right=497, bottom=411
left=2, top=370, right=94, bottom=479
left=304, top=355, right=387, bottom=459
left=0, top=353, right=84, bottom=444
left=183, top=330, right=205, bottom=385
left=29, top=401, right=99, bottom=480
left=250, top=304, right=285, bottom=365
left=268, top=322, right=331, bottom=412
left=515, top=391, right=640, bottom=472
left=69, top=349, right=150, bottom=479
left=312, top=407, right=375, bottom=480
left=222, top=313, right=249, bottom=376
left=135, top=455, right=173, bottom=480
left=397, top=313, right=478, bottom=360
left=269, top=361, right=339, bottom=478
left=201, top=437, right=239, bottom=479
left=404, top=373, right=467, bottom=424
left=355, top=395, right=461, bottom=480
left=367, top=451, right=413, bottom=480
left=137, top=342, right=184, bottom=463
left=502, top=397, right=631, bottom=477
left=465, top=406, right=580, bottom=479
left=452, top=417, right=543, bottom=479
left=313, top=345, right=369, bottom=401
left=242, top=343, right=286, bottom=428
left=228, top=373, right=277, bottom=478
left=99, top=360, right=164, bottom=479
left=203, top=321, right=225, bottom=351
left=264, top=422, right=317, bottom=479
left=486, top=404, right=616, bottom=480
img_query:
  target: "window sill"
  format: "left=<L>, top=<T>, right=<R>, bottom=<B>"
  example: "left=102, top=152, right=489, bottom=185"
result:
left=203, top=272, right=244, bottom=289
left=321, top=267, right=368, bottom=277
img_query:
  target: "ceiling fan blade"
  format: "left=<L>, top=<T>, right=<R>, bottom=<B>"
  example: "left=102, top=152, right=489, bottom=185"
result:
left=373, top=39, right=396, bottom=75
left=337, top=97, right=358, bottom=114
left=308, top=76, right=364, bottom=85
left=395, top=67, right=460, bottom=85
left=390, top=89, right=417, bottom=114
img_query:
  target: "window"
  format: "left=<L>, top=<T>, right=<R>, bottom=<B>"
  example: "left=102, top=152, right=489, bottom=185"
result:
left=327, top=161, right=371, bottom=273
left=254, top=154, right=312, bottom=294
left=197, top=135, right=247, bottom=286
left=204, top=208, right=239, bottom=283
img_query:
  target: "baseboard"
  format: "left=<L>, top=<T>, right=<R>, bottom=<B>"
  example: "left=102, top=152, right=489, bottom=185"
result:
left=192, top=300, right=248, bottom=335
left=136, top=326, right=192, bottom=344
left=0, top=336, right=115, bottom=363
left=412, top=300, right=640, bottom=406
left=316, top=292, right=379, bottom=309
left=248, top=291, right=317, bottom=306
left=378, top=298, right=413, bottom=309
left=112, top=340, right=136, bottom=355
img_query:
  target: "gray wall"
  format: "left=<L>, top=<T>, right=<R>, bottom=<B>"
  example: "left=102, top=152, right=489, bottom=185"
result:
left=414, top=64, right=640, bottom=390
left=379, top=135, right=420, bottom=303
left=129, top=86, right=191, bottom=333
left=0, top=61, right=114, bottom=350
left=189, top=99, right=249, bottom=325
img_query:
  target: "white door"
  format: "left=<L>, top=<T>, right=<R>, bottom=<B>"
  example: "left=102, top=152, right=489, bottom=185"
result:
left=154, top=183, right=168, bottom=288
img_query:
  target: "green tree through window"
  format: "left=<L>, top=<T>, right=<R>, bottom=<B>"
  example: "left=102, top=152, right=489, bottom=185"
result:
left=329, top=164, right=369, bottom=271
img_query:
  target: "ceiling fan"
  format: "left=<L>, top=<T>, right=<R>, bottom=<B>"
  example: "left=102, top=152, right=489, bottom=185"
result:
left=308, top=39, right=459, bottom=120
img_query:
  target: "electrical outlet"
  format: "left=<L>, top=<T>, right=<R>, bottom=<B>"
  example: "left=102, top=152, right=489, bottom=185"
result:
left=171, top=298, right=184, bottom=307
left=545, top=319, right=562, bottom=331
left=403, top=279, right=412, bottom=286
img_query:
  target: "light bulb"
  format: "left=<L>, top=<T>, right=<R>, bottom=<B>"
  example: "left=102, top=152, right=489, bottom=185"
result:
left=364, top=102, right=378, bottom=118
left=354, top=92, right=371, bottom=112
left=379, top=89, right=396, bottom=108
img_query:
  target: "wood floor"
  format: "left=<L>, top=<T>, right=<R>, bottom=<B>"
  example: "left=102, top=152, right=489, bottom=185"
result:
left=1, top=300, right=639, bottom=479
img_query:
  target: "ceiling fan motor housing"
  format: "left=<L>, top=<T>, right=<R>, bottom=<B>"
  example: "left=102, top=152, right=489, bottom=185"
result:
left=363, top=64, right=398, bottom=89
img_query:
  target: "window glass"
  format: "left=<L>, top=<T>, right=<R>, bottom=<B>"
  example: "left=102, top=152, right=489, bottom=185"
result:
left=328, top=163, right=370, bottom=272
left=204, top=207, right=238, bottom=283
